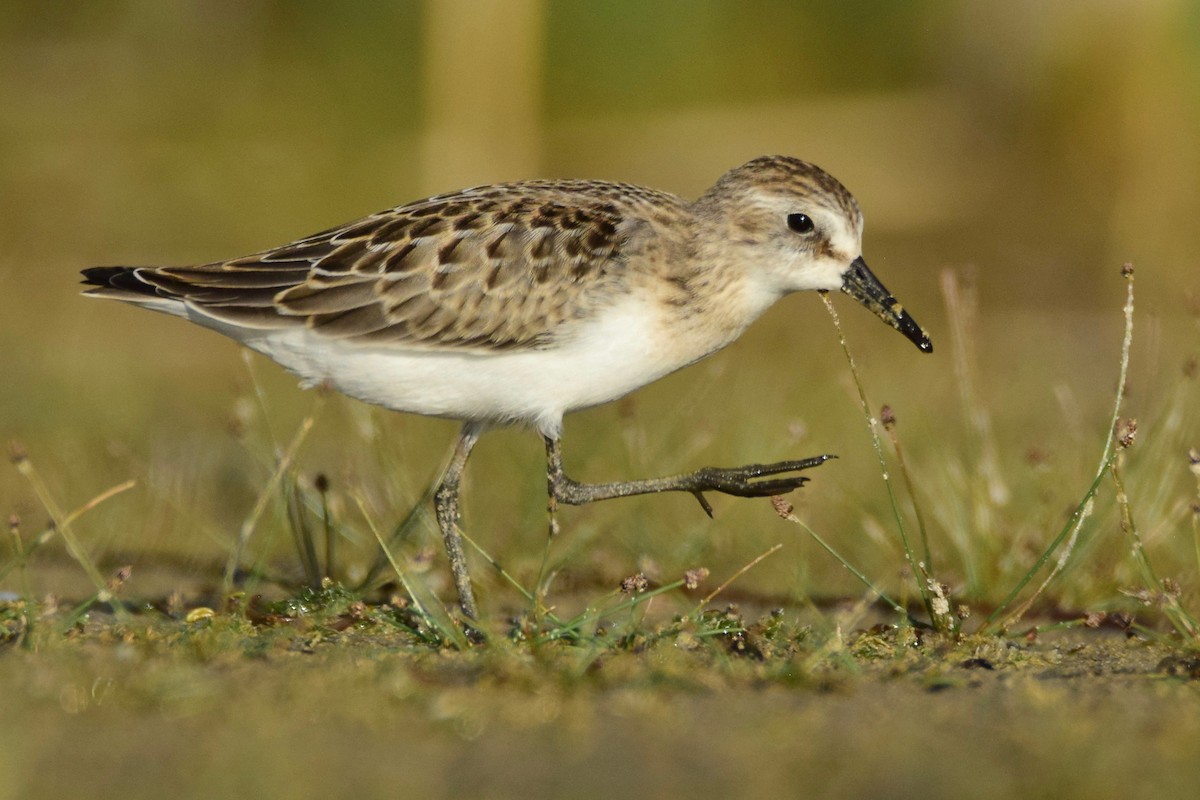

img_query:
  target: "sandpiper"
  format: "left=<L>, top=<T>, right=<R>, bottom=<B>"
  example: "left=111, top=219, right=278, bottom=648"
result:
left=83, top=155, right=932, bottom=619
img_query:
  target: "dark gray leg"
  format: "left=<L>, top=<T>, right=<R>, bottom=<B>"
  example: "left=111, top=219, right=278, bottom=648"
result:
left=434, top=423, right=483, bottom=619
left=545, top=436, right=833, bottom=515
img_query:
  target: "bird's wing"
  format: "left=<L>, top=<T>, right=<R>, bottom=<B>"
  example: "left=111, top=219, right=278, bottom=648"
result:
left=100, top=183, right=651, bottom=350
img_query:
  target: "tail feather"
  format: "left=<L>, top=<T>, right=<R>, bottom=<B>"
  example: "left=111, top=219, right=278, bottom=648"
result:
left=80, top=265, right=304, bottom=330
left=80, top=265, right=195, bottom=318
left=81, top=266, right=159, bottom=296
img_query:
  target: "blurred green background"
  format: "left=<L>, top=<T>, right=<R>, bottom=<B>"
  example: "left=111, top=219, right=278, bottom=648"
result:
left=2, top=0, right=1198, bottom=606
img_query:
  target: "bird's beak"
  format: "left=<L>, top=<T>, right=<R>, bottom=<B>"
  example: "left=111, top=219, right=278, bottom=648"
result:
left=839, top=256, right=933, bottom=353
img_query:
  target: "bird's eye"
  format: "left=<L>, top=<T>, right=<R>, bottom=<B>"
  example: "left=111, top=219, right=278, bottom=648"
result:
left=787, top=213, right=814, bottom=234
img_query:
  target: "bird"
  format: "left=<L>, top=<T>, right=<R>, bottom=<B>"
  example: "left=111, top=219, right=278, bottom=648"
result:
left=82, top=155, right=932, bottom=620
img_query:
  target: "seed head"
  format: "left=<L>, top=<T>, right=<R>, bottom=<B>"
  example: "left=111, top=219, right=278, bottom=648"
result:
left=1115, top=417, right=1137, bottom=449
left=106, top=565, right=132, bottom=592
left=620, top=573, right=648, bottom=594
left=770, top=495, right=794, bottom=519
left=684, top=567, right=710, bottom=590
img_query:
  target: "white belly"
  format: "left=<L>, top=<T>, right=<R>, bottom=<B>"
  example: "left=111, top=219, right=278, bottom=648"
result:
left=226, top=296, right=699, bottom=435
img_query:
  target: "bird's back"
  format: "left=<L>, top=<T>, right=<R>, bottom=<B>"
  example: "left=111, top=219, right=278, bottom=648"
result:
left=83, top=179, right=690, bottom=353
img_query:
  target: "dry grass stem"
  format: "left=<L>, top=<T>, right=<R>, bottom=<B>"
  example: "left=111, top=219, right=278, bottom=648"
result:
left=820, top=294, right=936, bottom=625
left=11, top=451, right=128, bottom=619
left=223, top=412, right=319, bottom=591
left=697, top=543, right=783, bottom=608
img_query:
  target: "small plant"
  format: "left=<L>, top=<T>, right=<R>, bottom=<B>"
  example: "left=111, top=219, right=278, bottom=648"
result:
left=6, top=443, right=137, bottom=633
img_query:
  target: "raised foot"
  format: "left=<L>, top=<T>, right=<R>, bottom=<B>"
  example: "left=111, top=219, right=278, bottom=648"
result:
left=686, top=454, right=837, bottom=516
left=547, top=448, right=837, bottom=517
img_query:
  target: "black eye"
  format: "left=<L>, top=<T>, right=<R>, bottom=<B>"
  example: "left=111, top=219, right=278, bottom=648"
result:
left=787, top=213, right=814, bottom=234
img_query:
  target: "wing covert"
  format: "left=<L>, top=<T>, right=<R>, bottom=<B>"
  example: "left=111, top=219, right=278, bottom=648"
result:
left=144, top=185, right=634, bottom=349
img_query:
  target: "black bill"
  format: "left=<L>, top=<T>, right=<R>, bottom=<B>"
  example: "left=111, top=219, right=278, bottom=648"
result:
left=840, top=256, right=933, bottom=353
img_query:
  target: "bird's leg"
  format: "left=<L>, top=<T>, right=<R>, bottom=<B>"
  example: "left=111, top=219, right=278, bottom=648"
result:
left=434, top=423, right=483, bottom=620
left=546, top=458, right=561, bottom=538
left=534, top=449, right=563, bottom=617
left=544, top=436, right=834, bottom=516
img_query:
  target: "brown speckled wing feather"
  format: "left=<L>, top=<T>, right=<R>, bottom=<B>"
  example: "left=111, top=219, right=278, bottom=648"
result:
left=130, top=181, right=670, bottom=350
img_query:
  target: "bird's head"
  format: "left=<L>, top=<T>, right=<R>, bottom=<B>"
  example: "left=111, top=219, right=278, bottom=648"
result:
left=697, top=155, right=932, bottom=353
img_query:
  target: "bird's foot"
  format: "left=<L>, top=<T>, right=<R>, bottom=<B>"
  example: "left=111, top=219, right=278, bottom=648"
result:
left=685, top=454, right=836, bottom=516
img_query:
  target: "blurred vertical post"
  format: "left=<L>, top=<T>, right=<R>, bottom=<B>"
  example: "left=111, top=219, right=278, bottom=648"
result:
left=420, top=0, right=545, bottom=193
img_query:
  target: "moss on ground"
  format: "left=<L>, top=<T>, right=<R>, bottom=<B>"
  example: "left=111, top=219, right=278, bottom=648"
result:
left=4, top=592, right=1200, bottom=800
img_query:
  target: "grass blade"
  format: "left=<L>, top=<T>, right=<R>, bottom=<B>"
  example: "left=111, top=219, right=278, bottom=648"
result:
left=772, top=498, right=904, bottom=615
left=985, top=264, right=1136, bottom=631
left=357, top=493, right=469, bottom=649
